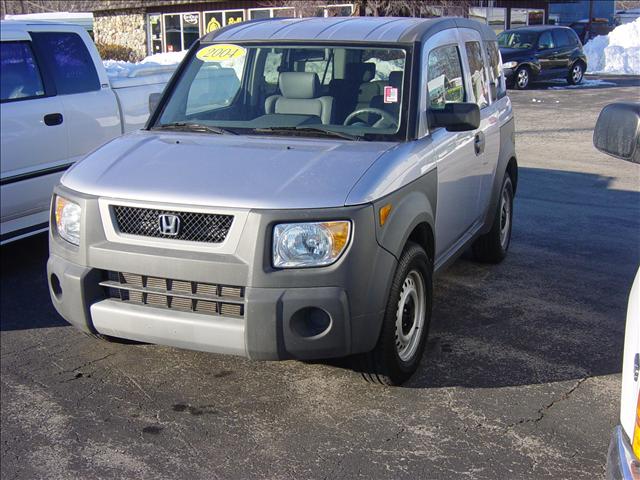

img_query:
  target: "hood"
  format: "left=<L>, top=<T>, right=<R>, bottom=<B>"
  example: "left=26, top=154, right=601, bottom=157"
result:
left=62, top=130, right=397, bottom=209
left=499, top=47, right=534, bottom=62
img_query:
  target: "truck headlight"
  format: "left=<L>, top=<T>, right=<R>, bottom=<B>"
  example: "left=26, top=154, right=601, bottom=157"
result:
left=54, top=196, right=81, bottom=246
left=503, top=61, right=518, bottom=69
left=273, top=221, right=351, bottom=268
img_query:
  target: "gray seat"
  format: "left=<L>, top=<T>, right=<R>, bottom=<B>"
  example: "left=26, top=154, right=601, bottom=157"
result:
left=265, top=72, right=334, bottom=125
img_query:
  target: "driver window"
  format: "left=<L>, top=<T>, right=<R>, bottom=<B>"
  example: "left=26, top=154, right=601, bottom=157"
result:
left=427, top=44, right=465, bottom=110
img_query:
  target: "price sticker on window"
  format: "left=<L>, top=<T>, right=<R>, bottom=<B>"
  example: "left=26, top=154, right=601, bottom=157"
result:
left=196, top=44, right=246, bottom=62
left=384, top=86, right=398, bottom=104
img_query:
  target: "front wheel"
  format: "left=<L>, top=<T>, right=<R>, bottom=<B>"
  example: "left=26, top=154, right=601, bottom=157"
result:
left=514, top=66, right=530, bottom=89
left=472, top=174, right=514, bottom=263
left=567, top=62, right=585, bottom=85
left=359, top=242, right=432, bottom=386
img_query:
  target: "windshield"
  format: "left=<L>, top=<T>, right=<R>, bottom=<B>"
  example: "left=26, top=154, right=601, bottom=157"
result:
left=155, top=43, right=409, bottom=140
left=497, top=31, right=538, bottom=49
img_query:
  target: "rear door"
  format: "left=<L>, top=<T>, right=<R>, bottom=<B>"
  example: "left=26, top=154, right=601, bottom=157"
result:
left=0, top=37, right=68, bottom=240
left=536, top=30, right=558, bottom=75
left=551, top=29, right=574, bottom=72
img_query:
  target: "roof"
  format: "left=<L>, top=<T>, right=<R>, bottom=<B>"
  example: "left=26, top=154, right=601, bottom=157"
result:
left=503, top=25, right=571, bottom=33
left=202, top=16, right=497, bottom=44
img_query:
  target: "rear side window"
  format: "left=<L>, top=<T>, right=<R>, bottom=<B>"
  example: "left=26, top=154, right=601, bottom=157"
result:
left=553, top=29, right=575, bottom=47
left=464, top=41, right=489, bottom=109
left=484, top=40, right=506, bottom=100
left=30, top=32, right=100, bottom=95
left=0, top=42, right=45, bottom=102
left=538, top=31, right=555, bottom=49
left=427, top=44, right=465, bottom=110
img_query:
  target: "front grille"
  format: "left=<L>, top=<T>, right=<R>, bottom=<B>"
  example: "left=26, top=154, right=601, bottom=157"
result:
left=101, top=271, right=245, bottom=317
left=112, top=206, right=233, bottom=243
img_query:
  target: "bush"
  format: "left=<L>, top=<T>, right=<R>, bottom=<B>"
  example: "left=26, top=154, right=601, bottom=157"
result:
left=95, top=43, right=141, bottom=62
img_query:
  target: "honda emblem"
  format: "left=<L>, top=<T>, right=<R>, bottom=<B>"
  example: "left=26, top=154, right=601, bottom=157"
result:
left=158, top=214, right=181, bottom=236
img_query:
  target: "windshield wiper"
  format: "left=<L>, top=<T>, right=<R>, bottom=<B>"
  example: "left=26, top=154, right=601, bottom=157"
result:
left=253, top=126, right=364, bottom=141
left=153, top=122, right=237, bottom=135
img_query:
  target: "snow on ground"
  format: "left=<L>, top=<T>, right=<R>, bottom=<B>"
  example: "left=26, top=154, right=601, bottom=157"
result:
left=584, top=18, right=640, bottom=74
left=103, top=51, right=187, bottom=78
left=548, top=78, right=618, bottom=90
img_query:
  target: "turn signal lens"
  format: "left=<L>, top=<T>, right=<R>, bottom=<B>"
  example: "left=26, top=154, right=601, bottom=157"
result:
left=379, top=204, right=392, bottom=226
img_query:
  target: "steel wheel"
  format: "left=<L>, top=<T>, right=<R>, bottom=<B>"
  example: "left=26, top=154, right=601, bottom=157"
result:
left=499, top=183, right=512, bottom=250
left=394, top=269, right=426, bottom=362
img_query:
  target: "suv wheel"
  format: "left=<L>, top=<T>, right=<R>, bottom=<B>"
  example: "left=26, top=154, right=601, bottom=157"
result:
left=472, top=174, right=514, bottom=263
left=514, top=66, right=530, bottom=89
left=568, top=62, right=585, bottom=85
left=358, top=242, right=432, bottom=386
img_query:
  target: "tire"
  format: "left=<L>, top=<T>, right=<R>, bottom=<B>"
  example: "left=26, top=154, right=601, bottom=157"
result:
left=567, top=61, right=585, bottom=85
left=472, top=174, right=514, bottom=264
left=514, top=66, right=530, bottom=89
left=358, top=242, right=433, bottom=386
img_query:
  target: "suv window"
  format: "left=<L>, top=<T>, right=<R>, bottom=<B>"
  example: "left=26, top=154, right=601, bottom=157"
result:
left=30, top=32, right=100, bottom=95
left=263, top=49, right=283, bottom=85
left=484, top=40, right=506, bottom=101
left=427, top=44, right=465, bottom=110
left=538, top=31, right=555, bottom=49
left=0, top=41, right=45, bottom=101
left=465, top=41, right=489, bottom=109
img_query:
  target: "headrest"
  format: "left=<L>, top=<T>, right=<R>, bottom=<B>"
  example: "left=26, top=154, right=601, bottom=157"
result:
left=279, top=72, right=319, bottom=99
left=347, top=62, right=376, bottom=82
left=389, top=71, right=403, bottom=88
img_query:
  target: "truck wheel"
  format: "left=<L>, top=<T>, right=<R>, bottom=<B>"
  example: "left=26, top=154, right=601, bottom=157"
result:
left=472, top=174, right=514, bottom=263
left=514, top=66, right=530, bottom=89
left=360, top=242, right=432, bottom=386
left=567, top=61, right=584, bottom=85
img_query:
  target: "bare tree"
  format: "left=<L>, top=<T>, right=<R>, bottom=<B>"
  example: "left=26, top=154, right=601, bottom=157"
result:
left=616, top=0, right=640, bottom=10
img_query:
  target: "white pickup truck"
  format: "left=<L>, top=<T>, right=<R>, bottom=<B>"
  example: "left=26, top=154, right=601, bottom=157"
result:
left=0, top=21, right=174, bottom=244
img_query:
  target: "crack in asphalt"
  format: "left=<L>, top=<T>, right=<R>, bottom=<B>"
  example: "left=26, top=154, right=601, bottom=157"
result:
left=507, top=377, right=588, bottom=428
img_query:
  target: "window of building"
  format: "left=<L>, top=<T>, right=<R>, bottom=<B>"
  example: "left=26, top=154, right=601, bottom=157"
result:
left=326, top=4, right=354, bottom=16
left=470, top=7, right=506, bottom=34
left=464, top=41, right=488, bottom=109
left=484, top=40, right=506, bottom=101
left=0, top=41, right=45, bottom=101
left=248, top=7, right=295, bottom=20
left=163, top=12, right=200, bottom=52
left=148, top=13, right=163, bottom=54
left=30, top=32, right=99, bottom=95
left=427, top=44, right=465, bottom=110
left=203, top=9, right=245, bottom=34
left=510, top=8, right=546, bottom=29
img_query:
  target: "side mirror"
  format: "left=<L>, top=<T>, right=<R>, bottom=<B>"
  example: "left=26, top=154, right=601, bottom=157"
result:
left=149, top=92, right=162, bottom=115
left=593, top=102, right=640, bottom=163
left=428, top=102, right=480, bottom=132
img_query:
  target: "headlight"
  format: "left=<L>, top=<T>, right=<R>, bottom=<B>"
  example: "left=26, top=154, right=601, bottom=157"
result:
left=273, top=221, right=351, bottom=268
left=54, top=196, right=81, bottom=245
left=503, top=61, right=518, bottom=69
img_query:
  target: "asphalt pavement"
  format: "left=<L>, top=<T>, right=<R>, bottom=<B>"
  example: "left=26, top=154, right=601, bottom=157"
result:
left=1, top=75, right=639, bottom=480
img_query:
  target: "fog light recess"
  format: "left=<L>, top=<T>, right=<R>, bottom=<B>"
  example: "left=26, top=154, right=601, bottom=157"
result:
left=50, top=274, right=62, bottom=299
left=290, top=307, right=332, bottom=338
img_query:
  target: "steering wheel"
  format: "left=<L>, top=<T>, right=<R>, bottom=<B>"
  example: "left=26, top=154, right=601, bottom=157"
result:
left=343, top=108, right=396, bottom=128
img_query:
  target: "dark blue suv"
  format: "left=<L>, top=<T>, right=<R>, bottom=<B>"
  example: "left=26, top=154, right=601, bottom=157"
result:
left=498, top=26, right=587, bottom=89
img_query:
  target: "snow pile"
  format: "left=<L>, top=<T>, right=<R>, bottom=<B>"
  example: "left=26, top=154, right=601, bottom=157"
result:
left=103, top=51, right=187, bottom=78
left=584, top=18, right=640, bottom=74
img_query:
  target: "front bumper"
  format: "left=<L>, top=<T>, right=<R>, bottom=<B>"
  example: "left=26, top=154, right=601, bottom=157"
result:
left=607, top=425, right=640, bottom=480
left=503, top=67, right=516, bottom=80
left=48, top=186, right=397, bottom=361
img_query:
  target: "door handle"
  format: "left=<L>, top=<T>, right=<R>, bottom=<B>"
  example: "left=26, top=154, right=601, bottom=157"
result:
left=44, top=113, right=63, bottom=126
left=474, top=132, right=485, bottom=155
